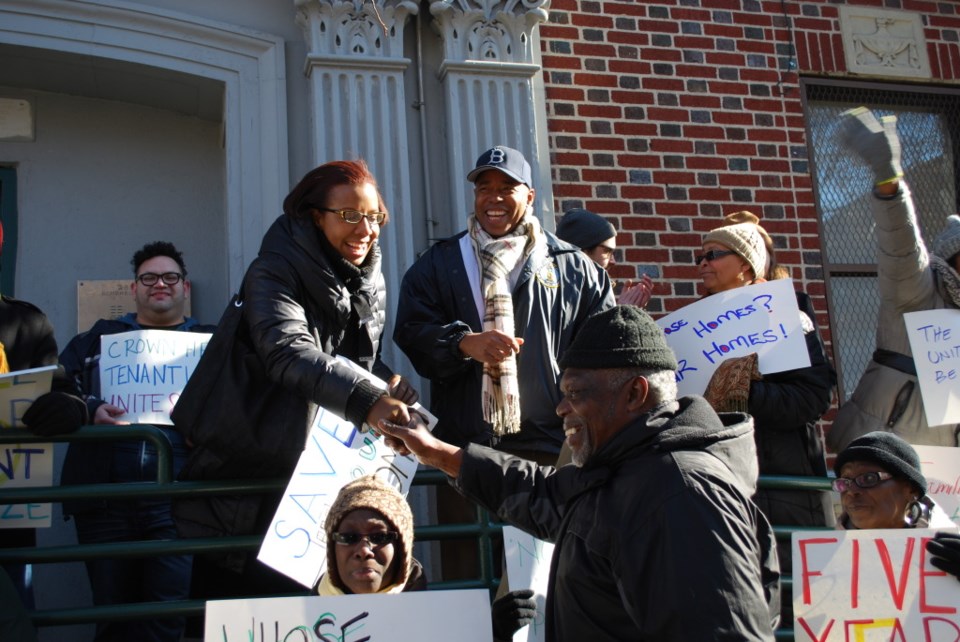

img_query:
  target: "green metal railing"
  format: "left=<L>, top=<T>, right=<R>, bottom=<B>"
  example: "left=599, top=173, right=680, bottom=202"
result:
left=0, top=425, right=830, bottom=638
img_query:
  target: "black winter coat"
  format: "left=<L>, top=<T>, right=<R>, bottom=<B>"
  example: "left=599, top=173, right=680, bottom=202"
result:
left=174, top=215, right=393, bottom=560
left=395, top=230, right=614, bottom=453
left=456, top=396, right=779, bottom=641
left=749, top=291, right=834, bottom=550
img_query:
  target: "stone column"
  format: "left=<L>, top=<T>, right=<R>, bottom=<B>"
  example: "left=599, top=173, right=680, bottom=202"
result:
left=296, top=0, right=420, bottom=370
left=429, top=0, right=554, bottom=227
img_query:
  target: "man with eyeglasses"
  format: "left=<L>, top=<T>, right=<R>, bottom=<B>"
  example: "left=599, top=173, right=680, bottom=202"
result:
left=56, top=240, right=215, bottom=642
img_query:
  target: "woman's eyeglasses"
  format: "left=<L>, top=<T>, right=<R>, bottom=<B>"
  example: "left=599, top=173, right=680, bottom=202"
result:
left=831, top=471, right=894, bottom=493
left=136, top=272, right=184, bottom=286
left=694, top=249, right=737, bottom=265
left=330, top=531, right=399, bottom=547
left=318, top=208, right=386, bottom=225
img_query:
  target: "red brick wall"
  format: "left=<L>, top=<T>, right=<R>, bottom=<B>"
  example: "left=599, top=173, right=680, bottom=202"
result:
left=540, top=0, right=960, bottom=334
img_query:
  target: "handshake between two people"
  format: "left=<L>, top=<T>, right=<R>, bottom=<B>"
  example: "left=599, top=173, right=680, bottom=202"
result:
left=375, top=412, right=463, bottom=479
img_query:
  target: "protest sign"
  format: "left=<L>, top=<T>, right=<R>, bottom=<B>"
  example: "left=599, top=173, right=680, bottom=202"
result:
left=258, top=357, right=436, bottom=588
left=503, top=525, right=554, bottom=642
left=205, top=589, right=492, bottom=642
left=914, top=445, right=960, bottom=527
left=792, top=528, right=960, bottom=641
left=0, top=365, right=57, bottom=528
left=904, top=309, right=960, bottom=427
left=99, top=329, right=211, bottom=424
left=655, top=279, right=809, bottom=396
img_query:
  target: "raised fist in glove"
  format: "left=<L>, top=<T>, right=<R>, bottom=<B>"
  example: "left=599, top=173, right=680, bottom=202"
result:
left=926, top=531, right=960, bottom=581
left=838, top=106, right=903, bottom=186
left=491, top=589, right=537, bottom=642
left=22, top=391, right=88, bottom=436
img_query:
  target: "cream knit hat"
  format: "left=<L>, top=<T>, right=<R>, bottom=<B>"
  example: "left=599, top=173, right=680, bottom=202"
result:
left=703, top=221, right=769, bottom=280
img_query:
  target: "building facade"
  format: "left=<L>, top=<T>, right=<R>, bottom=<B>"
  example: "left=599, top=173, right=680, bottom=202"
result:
left=1, top=1, right=958, bottom=635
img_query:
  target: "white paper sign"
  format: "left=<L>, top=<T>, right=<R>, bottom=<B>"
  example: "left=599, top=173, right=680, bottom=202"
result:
left=502, top=526, right=554, bottom=642
left=258, top=358, right=436, bottom=587
left=656, top=279, right=810, bottom=396
left=204, top=589, right=493, bottom=642
left=98, top=329, right=211, bottom=424
left=792, top=528, right=960, bottom=641
left=0, top=365, right=56, bottom=528
left=904, top=309, right=960, bottom=427
left=914, top=445, right=960, bottom=527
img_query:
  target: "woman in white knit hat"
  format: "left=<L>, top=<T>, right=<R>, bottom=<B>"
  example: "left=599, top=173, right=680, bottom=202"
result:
left=697, top=211, right=836, bottom=600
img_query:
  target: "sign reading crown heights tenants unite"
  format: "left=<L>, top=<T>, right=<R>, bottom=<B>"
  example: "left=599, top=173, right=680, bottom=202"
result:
left=205, top=589, right=492, bottom=642
left=904, top=309, right=960, bottom=427
left=655, top=279, right=810, bottom=397
left=99, top=329, right=211, bottom=425
left=258, top=356, right=436, bottom=588
left=0, top=365, right=57, bottom=528
left=792, top=528, right=960, bottom=641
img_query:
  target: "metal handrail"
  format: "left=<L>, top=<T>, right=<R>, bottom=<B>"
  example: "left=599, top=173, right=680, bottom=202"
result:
left=0, top=426, right=818, bottom=637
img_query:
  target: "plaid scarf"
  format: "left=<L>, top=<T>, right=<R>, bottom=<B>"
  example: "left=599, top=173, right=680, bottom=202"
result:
left=468, top=214, right=541, bottom=436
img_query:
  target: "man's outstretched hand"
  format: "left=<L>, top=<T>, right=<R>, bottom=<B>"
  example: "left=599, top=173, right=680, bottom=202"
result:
left=377, top=414, right=463, bottom=478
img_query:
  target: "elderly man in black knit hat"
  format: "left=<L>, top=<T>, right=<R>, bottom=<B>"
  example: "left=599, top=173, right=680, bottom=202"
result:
left=379, top=305, right=780, bottom=641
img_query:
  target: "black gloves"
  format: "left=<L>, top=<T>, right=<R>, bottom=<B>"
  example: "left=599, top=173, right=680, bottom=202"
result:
left=22, top=391, right=88, bottom=436
left=491, top=589, right=537, bottom=642
left=927, top=532, right=960, bottom=581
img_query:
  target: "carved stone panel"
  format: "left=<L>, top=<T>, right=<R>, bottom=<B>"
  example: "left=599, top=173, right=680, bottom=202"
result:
left=839, top=6, right=931, bottom=79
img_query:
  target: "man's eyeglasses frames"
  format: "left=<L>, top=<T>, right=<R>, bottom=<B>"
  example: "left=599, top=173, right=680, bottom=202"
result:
left=136, top=272, right=184, bottom=287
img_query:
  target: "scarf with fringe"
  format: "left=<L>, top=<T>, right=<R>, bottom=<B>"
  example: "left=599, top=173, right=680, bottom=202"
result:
left=468, top=214, right=541, bottom=436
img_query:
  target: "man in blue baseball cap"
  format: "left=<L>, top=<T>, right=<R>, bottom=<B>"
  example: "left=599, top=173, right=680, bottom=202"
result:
left=394, top=145, right=614, bottom=579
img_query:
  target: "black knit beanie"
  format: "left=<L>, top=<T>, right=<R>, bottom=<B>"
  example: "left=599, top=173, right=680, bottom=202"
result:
left=834, top=431, right=927, bottom=495
left=559, top=306, right=679, bottom=371
left=556, top=209, right=616, bottom=250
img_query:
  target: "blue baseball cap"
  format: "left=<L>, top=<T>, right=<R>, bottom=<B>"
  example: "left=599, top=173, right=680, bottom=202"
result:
left=467, top=146, right=533, bottom=186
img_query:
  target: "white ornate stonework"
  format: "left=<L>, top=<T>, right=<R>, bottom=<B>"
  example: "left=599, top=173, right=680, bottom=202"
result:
left=429, top=0, right=554, bottom=230
left=839, top=6, right=931, bottom=79
left=430, top=0, right=549, bottom=65
left=296, top=0, right=417, bottom=58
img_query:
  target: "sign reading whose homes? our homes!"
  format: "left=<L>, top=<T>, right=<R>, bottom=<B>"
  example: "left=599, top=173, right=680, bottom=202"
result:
left=205, top=589, right=492, bottom=641
left=655, top=279, right=810, bottom=397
